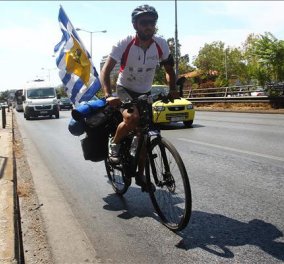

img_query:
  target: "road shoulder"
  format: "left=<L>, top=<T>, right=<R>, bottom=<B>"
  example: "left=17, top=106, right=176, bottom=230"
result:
left=14, top=113, right=99, bottom=263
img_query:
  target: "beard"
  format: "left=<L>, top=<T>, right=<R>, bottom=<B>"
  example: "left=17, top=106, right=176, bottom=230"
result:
left=137, top=30, right=154, bottom=41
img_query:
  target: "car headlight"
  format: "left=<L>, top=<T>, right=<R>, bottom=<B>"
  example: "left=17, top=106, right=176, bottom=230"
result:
left=153, top=106, right=165, bottom=111
left=186, top=104, right=194, bottom=110
left=53, top=99, right=58, bottom=104
left=26, top=100, right=33, bottom=105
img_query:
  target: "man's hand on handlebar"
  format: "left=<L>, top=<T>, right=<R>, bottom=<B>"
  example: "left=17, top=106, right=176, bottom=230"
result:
left=168, top=90, right=180, bottom=99
left=167, top=90, right=180, bottom=101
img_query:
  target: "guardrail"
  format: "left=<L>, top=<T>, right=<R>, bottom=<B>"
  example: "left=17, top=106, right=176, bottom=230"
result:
left=183, top=84, right=284, bottom=98
left=186, top=96, right=284, bottom=108
left=182, top=85, right=284, bottom=108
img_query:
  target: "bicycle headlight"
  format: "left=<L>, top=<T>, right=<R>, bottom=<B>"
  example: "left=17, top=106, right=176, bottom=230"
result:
left=153, top=106, right=165, bottom=112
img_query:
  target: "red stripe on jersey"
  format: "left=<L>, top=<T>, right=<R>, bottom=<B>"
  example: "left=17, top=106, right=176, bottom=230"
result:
left=154, top=41, right=163, bottom=59
left=120, top=38, right=136, bottom=72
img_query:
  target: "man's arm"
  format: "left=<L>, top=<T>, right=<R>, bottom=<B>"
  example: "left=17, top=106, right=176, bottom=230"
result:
left=164, top=63, right=176, bottom=92
left=160, top=54, right=178, bottom=97
left=162, top=58, right=179, bottom=98
left=100, top=56, right=117, bottom=97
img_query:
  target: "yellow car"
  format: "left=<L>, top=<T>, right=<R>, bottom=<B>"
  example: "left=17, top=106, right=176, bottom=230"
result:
left=152, top=85, right=195, bottom=127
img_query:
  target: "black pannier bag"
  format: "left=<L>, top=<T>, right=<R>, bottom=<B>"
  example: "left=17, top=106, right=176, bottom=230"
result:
left=80, top=105, right=122, bottom=162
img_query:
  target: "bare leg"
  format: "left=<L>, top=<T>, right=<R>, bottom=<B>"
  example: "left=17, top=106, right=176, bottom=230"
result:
left=113, top=107, right=139, bottom=144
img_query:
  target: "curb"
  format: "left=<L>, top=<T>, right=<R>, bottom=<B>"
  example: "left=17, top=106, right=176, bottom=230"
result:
left=0, top=109, right=19, bottom=263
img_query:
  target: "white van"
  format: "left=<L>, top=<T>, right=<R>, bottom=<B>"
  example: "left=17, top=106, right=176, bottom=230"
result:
left=22, top=80, right=60, bottom=120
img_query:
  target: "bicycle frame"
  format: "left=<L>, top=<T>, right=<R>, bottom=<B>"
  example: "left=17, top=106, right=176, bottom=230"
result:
left=112, top=94, right=161, bottom=179
left=105, top=93, right=192, bottom=231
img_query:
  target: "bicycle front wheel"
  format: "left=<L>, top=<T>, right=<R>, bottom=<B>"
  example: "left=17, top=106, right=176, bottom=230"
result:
left=146, top=137, right=192, bottom=231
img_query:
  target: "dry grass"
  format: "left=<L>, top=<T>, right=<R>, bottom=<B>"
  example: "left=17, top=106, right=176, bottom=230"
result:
left=195, top=102, right=275, bottom=111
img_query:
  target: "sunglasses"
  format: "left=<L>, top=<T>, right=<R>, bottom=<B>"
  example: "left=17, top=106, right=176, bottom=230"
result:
left=138, top=19, right=156, bottom=27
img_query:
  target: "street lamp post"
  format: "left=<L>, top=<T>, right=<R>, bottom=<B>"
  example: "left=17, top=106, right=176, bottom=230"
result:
left=174, top=0, right=179, bottom=77
left=41, top=67, right=57, bottom=83
left=75, top=28, right=107, bottom=57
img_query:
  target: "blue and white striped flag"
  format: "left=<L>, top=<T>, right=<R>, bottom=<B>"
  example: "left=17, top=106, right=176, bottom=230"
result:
left=54, top=6, right=101, bottom=105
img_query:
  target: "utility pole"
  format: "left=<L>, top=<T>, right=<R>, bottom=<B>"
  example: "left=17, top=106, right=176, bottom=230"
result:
left=175, top=0, right=179, bottom=77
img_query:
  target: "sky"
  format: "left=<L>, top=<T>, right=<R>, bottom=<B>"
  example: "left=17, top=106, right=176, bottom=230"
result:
left=1, top=1, right=284, bottom=92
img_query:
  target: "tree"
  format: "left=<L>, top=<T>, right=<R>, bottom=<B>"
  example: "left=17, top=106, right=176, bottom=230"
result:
left=193, top=41, right=225, bottom=75
left=243, top=32, right=284, bottom=86
left=226, top=47, right=248, bottom=85
left=56, top=85, right=68, bottom=98
left=254, top=32, right=284, bottom=84
left=242, top=33, right=260, bottom=85
left=193, top=41, right=253, bottom=87
left=193, top=41, right=227, bottom=86
left=153, top=37, right=193, bottom=84
left=0, top=90, right=10, bottom=102
left=179, top=54, right=195, bottom=75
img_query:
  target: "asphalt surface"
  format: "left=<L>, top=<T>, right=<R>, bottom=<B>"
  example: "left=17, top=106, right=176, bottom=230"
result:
left=1, top=107, right=284, bottom=263
left=13, top=110, right=284, bottom=264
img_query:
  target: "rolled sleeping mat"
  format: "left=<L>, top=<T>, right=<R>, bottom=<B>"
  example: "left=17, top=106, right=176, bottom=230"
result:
left=72, top=98, right=106, bottom=121
left=68, top=118, right=86, bottom=136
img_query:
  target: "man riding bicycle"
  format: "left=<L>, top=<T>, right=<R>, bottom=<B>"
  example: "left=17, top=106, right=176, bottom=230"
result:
left=100, top=4, right=178, bottom=189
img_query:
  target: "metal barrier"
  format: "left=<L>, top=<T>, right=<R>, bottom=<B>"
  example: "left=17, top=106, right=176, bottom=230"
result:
left=181, top=85, right=284, bottom=108
left=183, top=84, right=284, bottom=98
left=185, top=96, right=284, bottom=108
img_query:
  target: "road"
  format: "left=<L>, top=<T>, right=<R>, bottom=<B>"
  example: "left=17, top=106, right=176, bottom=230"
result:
left=15, top=110, right=284, bottom=264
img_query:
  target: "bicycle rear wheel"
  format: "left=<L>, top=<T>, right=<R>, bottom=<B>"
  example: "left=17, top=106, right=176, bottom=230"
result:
left=146, top=137, right=192, bottom=231
left=105, top=159, right=131, bottom=195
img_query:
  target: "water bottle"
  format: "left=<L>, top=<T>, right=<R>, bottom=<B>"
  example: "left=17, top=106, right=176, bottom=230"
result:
left=130, top=136, right=138, bottom=156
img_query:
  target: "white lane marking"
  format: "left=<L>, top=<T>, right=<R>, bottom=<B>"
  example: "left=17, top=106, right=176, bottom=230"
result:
left=178, top=138, right=284, bottom=162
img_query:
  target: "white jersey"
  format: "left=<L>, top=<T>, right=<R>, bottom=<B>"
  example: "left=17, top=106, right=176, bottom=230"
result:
left=109, top=35, right=170, bottom=93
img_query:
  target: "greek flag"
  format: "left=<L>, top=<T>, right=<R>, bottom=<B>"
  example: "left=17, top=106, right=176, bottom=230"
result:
left=54, top=6, right=101, bottom=105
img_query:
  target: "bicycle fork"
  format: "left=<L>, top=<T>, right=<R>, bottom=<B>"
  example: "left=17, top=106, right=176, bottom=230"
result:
left=147, top=137, right=175, bottom=190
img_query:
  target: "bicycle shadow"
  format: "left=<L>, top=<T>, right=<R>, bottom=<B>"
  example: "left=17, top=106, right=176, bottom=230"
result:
left=102, top=185, right=159, bottom=220
left=157, top=123, right=205, bottom=130
left=177, top=211, right=284, bottom=261
left=102, top=184, right=284, bottom=261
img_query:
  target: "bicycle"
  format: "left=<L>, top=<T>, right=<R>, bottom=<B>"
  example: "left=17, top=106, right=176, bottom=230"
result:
left=104, top=93, right=192, bottom=231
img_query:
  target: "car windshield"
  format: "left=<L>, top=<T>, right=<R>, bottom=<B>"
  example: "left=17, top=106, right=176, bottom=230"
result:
left=27, top=88, right=55, bottom=99
left=61, top=98, right=71, bottom=103
left=151, top=85, right=168, bottom=96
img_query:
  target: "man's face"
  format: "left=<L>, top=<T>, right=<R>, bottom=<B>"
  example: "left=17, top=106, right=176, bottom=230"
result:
left=135, top=14, right=156, bottom=41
